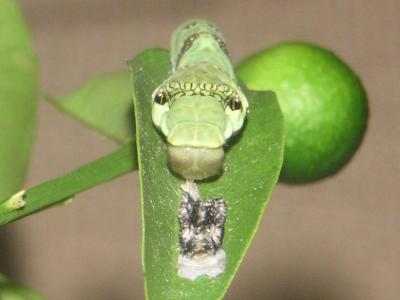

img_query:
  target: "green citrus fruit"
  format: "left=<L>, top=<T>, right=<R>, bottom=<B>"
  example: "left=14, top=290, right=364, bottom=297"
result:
left=236, top=42, right=368, bottom=182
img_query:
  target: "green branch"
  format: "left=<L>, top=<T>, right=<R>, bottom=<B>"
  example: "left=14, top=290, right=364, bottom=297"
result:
left=0, top=143, right=137, bottom=225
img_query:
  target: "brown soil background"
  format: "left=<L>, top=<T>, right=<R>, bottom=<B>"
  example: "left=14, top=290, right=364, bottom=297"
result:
left=1, top=0, right=399, bottom=299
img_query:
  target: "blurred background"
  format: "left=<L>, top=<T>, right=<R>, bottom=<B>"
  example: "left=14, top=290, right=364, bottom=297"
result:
left=1, top=0, right=399, bottom=299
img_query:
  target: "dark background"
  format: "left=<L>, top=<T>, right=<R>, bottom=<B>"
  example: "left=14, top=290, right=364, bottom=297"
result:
left=1, top=0, right=399, bottom=299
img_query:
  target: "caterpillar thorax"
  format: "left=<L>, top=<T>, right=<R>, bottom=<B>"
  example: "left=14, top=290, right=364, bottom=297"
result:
left=151, top=20, right=249, bottom=180
left=171, top=20, right=234, bottom=79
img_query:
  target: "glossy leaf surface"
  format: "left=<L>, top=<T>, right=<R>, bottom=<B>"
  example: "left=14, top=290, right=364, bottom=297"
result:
left=0, top=0, right=38, bottom=200
left=130, top=49, right=284, bottom=300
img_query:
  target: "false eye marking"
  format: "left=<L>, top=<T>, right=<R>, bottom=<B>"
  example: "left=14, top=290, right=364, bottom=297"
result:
left=154, top=89, right=168, bottom=105
left=227, top=94, right=243, bottom=111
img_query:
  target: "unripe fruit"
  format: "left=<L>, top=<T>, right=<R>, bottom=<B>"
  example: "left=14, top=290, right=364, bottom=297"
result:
left=237, top=42, right=368, bottom=182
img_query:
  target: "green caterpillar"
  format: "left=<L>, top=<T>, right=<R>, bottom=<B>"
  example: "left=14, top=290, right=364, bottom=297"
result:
left=152, top=20, right=249, bottom=180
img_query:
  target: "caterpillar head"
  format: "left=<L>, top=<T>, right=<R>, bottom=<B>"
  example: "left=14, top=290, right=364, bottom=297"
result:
left=151, top=86, right=248, bottom=180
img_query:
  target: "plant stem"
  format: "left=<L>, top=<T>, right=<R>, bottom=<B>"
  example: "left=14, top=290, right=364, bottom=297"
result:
left=0, top=143, right=137, bottom=225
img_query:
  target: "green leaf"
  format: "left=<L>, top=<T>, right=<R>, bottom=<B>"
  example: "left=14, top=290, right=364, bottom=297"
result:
left=0, top=143, right=136, bottom=225
left=130, top=49, right=284, bottom=300
left=0, top=273, right=44, bottom=300
left=46, top=70, right=134, bottom=144
left=0, top=0, right=38, bottom=201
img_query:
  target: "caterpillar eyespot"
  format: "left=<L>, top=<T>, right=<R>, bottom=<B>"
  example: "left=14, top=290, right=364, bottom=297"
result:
left=228, top=95, right=243, bottom=111
left=153, top=91, right=167, bottom=105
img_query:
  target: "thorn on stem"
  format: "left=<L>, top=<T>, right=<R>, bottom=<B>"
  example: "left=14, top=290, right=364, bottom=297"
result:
left=1, top=190, right=26, bottom=213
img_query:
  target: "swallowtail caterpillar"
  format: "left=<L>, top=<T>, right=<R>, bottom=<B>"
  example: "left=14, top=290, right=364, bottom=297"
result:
left=178, top=181, right=227, bottom=280
left=152, top=19, right=249, bottom=180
